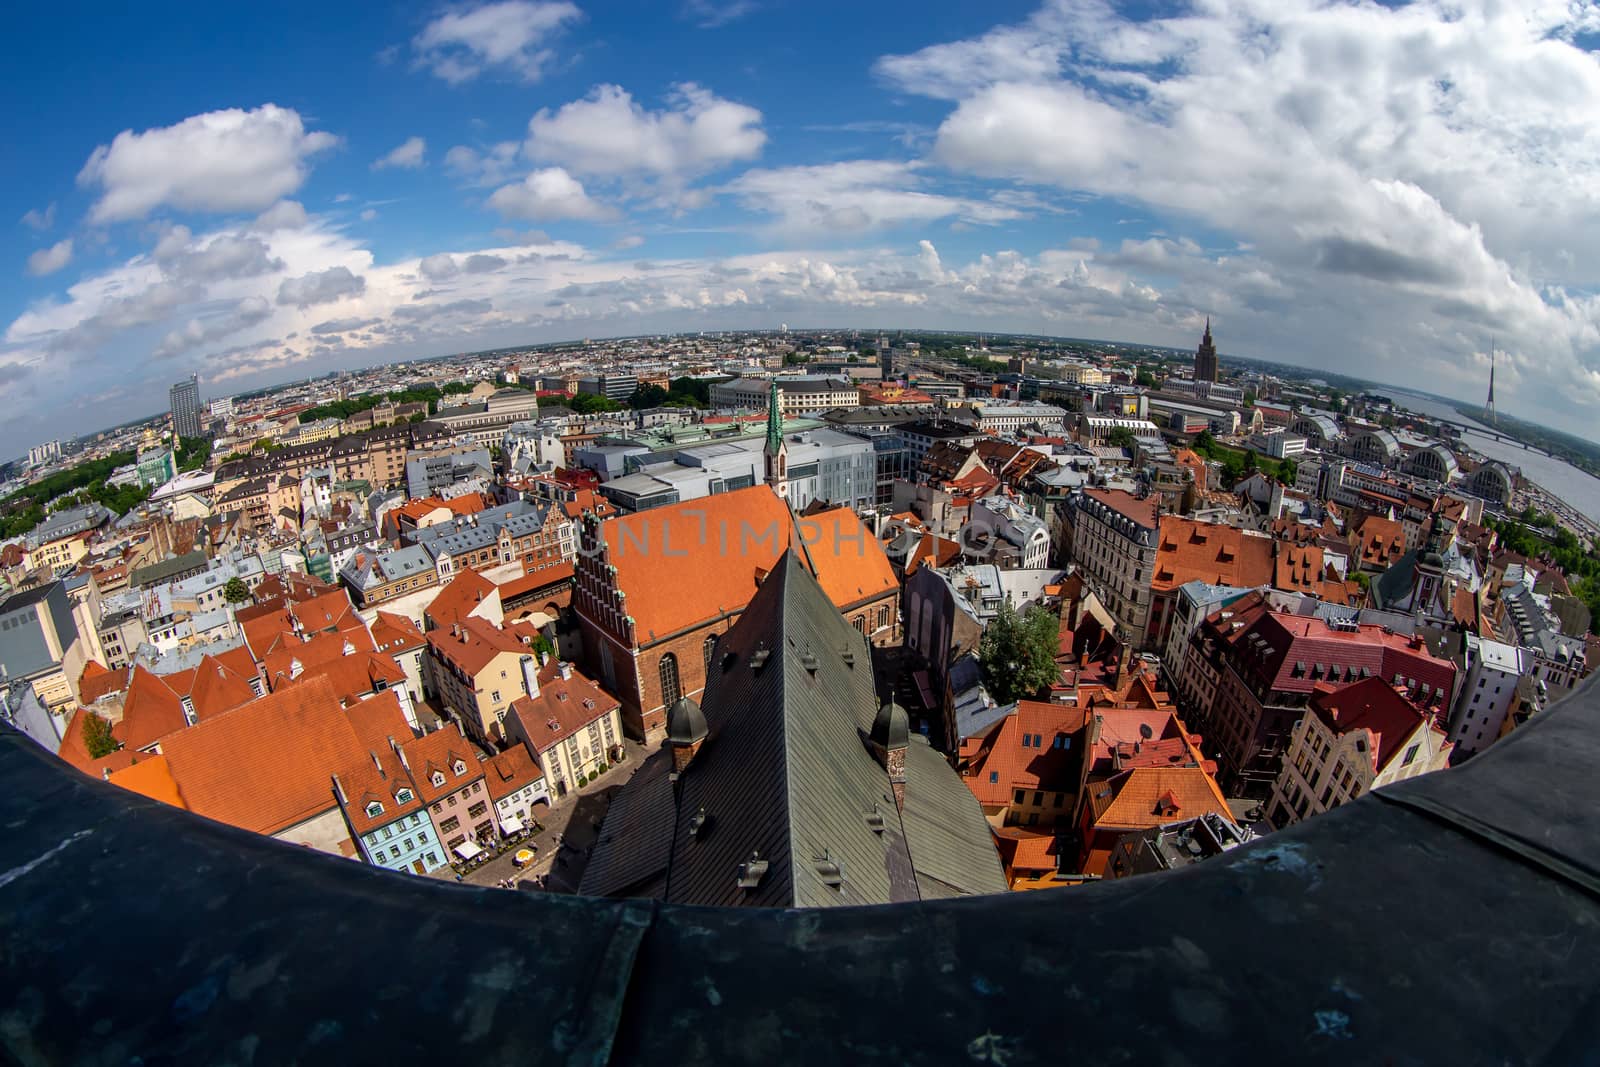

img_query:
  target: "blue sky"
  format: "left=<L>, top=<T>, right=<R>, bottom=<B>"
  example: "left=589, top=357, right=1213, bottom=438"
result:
left=4, top=0, right=1600, bottom=457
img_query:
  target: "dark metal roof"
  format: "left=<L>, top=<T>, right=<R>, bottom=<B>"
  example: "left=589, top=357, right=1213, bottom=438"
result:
left=3, top=653, right=1600, bottom=1062
left=0, top=581, right=59, bottom=613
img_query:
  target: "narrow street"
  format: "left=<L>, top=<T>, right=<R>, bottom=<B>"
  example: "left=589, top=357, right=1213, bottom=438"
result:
left=438, top=736, right=648, bottom=891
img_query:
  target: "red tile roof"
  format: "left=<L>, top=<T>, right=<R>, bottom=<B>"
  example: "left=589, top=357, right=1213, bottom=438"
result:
left=395, top=723, right=482, bottom=806
left=1083, top=487, right=1158, bottom=529
left=1087, top=765, right=1231, bottom=831
left=370, top=610, right=426, bottom=653
left=962, top=701, right=1091, bottom=806
left=78, top=661, right=130, bottom=705
left=484, top=744, right=546, bottom=803
left=507, top=659, right=619, bottom=756
left=426, top=616, right=539, bottom=678
left=109, top=754, right=187, bottom=809
left=1308, top=676, right=1437, bottom=773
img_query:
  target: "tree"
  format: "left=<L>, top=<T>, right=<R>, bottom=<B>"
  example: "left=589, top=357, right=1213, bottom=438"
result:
left=1280, top=458, right=1298, bottom=485
left=979, top=602, right=1061, bottom=704
left=222, top=577, right=250, bottom=605
left=1135, top=369, right=1157, bottom=388
left=82, top=712, right=119, bottom=759
left=569, top=392, right=624, bottom=415
left=1105, top=426, right=1136, bottom=449
left=1242, top=387, right=1257, bottom=408
left=628, top=384, right=670, bottom=409
left=1193, top=429, right=1217, bottom=455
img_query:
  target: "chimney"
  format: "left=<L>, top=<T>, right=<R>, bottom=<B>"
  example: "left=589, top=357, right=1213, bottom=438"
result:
left=869, top=702, right=910, bottom=812
left=521, top=654, right=540, bottom=699
left=559, top=661, right=572, bottom=681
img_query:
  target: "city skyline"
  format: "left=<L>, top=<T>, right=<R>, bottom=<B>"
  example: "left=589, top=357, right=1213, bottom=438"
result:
left=5, top=1, right=1600, bottom=456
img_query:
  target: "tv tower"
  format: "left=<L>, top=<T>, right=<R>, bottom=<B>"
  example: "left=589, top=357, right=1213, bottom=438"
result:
left=1485, top=340, right=1497, bottom=426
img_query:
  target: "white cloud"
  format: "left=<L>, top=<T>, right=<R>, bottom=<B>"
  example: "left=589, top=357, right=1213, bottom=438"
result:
left=681, top=0, right=758, bottom=28
left=373, top=136, right=427, bottom=170
left=27, top=239, right=73, bottom=277
left=77, top=105, right=337, bottom=223
left=444, top=141, right=521, bottom=186
left=611, top=234, right=644, bottom=250
left=525, top=83, right=765, bottom=182
left=413, top=1, right=581, bottom=84
left=155, top=228, right=285, bottom=282
left=154, top=296, right=272, bottom=359
left=276, top=266, right=367, bottom=308
left=418, top=253, right=462, bottom=282
left=20, top=204, right=55, bottom=231
left=488, top=167, right=616, bottom=221
left=252, top=199, right=310, bottom=231
left=727, top=160, right=1022, bottom=235
left=361, top=209, right=379, bottom=222
left=877, top=0, right=1600, bottom=426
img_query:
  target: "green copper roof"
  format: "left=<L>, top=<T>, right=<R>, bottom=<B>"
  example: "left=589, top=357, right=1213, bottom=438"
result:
left=764, top=381, right=783, bottom=455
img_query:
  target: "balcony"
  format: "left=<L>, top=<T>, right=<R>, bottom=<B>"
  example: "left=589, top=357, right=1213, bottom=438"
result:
left=2, top=676, right=1599, bottom=1061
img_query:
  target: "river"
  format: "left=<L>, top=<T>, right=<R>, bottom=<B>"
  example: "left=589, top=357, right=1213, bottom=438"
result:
left=1384, top=389, right=1600, bottom=524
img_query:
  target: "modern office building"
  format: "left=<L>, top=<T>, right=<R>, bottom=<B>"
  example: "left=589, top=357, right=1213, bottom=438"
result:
left=170, top=374, right=202, bottom=439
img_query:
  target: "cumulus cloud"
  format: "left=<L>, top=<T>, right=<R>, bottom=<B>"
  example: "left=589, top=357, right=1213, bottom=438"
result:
left=418, top=253, right=461, bottom=282
left=153, top=296, right=272, bottom=358
left=611, top=235, right=644, bottom=250
left=877, top=0, right=1600, bottom=422
left=27, top=239, right=73, bottom=277
left=488, top=167, right=616, bottom=221
left=444, top=142, right=521, bottom=186
left=525, top=83, right=765, bottom=182
left=413, top=1, right=581, bottom=84
left=464, top=253, right=508, bottom=273
left=77, top=104, right=337, bottom=222
left=276, top=265, right=367, bottom=308
left=373, top=136, right=427, bottom=170
left=155, top=228, right=285, bottom=282
left=727, top=160, right=1023, bottom=235
left=252, top=199, right=310, bottom=231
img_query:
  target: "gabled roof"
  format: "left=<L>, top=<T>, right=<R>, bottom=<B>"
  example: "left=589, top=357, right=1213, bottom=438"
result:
left=78, top=661, right=131, bottom=705
left=1308, top=677, right=1434, bottom=774
left=484, top=744, right=545, bottom=803
left=287, top=588, right=362, bottom=636
left=506, top=659, right=619, bottom=755
left=1087, top=765, right=1231, bottom=832
left=108, top=754, right=186, bottom=809
left=395, top=723, right=482, bottom=805
left=334, top=741, right=424, bottom=838
left=156, top=676, right=369, bottom=838
left=370, top=611, right=426, bottom=653
left=426, top=616, right=537, bottom=678
left=961, top=701, right=1090, bottom=807
left=424, top=568, right=498, bottom=630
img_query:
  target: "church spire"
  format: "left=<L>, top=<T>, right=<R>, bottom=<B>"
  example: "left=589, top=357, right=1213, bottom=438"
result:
left=764, top=380, right=783, bottom=455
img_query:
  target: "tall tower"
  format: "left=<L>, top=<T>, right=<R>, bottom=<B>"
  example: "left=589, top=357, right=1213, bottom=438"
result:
left=763, top=381, right=788, bottom=500
left=1193, top=318, right=1219, bottom=383
left=169, top=374, right=201, bottom=440
left=1485, top=343, right=1497, bottom=426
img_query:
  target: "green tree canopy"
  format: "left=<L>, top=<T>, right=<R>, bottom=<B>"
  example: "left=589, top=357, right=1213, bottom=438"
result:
left=82, top=712, right=119, bottom=759
left=979, top=601, right=1061, bottom=704
left=222, top=577, right=250, bottom=604
left=1105, top=426, right=1137, bottom=449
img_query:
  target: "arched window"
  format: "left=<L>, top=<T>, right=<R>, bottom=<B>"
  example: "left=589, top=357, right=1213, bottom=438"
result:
left=877, top=605, right=889, bottom=631
left=659, top=653, right=682, bottom=708
left=854, top=615, right=867, bottom=635
left=703, top=633, right=719, bottom=670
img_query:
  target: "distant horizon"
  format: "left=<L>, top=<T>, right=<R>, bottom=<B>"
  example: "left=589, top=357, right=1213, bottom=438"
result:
left=22, top=322, right=1561, bottom=467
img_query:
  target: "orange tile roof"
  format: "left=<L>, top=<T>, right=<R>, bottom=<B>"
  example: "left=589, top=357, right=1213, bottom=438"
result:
left=598, top=486, right=898, bottom=642
left=903, top=533, right=961, bottom=576
left=484, top=744, right=545, bottom=802
left=78, top=661, right=130, bottom=705
left=262, top=629, right=379, bottom=690
left=343, top=690, right=413, bottom=752
left=395, top=723, right=483, bottom=805
left=335, top=742, right=426, bottom=837
left=1088, top=765, right=1231, bottom=831
left=962, top=701, right=1091, bottom=807
left=800, top=506, right=900, bottom=610
left=157, top=676, right=370, bottom=837
left=1151, top=517, right=1274, bottom=593
left=283, top=652, right=408, bottom=707
left=992, top=826, right=1060, bottom=873
left=424, top=568, right=498, bottom=630
left=1350, top=513, right=1407, bottom=568
left=287, top=588, right=362, bottom=635
left=1275, top=544, right=1325, bottom=595
left=370, top=610, right=426, bottom=653
left=507, top=659, right=620, bottom=755
left=109, top=754, right=187, bottom=809
left=426, top=616, right=537, bottom=678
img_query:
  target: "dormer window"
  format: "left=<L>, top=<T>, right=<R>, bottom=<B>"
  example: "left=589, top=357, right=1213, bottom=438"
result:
left=453, top=760, right=466, bottom=775
left=395, top=789, right=413, bottom=804
left=365, top=801, right=383, bottom=818
left=431, top=771, right=445, bottom=787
